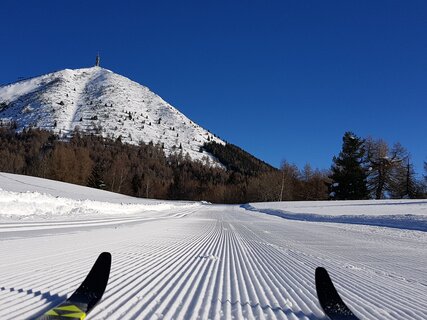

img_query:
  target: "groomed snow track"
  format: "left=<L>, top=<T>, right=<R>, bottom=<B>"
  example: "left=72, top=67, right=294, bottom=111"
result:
left=1, top=206, right=426, bottom=319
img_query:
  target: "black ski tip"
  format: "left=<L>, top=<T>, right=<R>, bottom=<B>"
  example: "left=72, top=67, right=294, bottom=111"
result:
left=315, top=267, right=359, bottom=320
left=70, top=252, right=112, bottom=310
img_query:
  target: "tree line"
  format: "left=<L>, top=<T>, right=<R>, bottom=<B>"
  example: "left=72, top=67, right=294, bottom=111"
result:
left=329, top=132, right=426, bottom=200
left=0, top=126, right=425, bottom=202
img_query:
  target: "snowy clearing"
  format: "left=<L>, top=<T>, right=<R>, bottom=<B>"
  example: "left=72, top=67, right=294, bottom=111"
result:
left=0, top=173, right=426, bottom=319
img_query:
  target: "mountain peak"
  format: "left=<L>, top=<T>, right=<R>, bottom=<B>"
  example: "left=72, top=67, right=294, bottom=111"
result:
left=0, top=67, right=224, bottom=165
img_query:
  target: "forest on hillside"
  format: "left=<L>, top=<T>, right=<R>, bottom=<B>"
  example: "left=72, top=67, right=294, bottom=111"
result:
left=0, top=126, right=425, bottom=203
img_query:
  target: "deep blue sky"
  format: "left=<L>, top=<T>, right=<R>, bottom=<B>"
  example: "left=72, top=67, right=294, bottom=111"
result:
left=1, top=0, right=426, bottom=174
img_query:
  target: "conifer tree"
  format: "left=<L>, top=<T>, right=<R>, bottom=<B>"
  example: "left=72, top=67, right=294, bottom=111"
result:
left=88, top=161, right=106, bottom=190
left=329, top=132, right=368, bottom=200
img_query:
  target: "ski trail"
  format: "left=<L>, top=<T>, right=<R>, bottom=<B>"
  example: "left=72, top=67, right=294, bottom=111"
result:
left=0, top=206, right=426, bottom=319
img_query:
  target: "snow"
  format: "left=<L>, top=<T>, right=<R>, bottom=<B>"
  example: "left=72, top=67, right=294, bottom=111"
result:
left=246, top=200, right=427, bottom=232
left=0, top=172, right=147, bottom=202
left=0, top=172, right=198, bottom=223
left=0, top=189, right=197, bottom=221
left=0, top=173, right=426, bottom=319
left=0, top=67, right=225, bottom=166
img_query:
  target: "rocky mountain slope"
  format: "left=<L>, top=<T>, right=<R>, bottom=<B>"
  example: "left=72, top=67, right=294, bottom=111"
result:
left=0, top=66, right=224, bottom=164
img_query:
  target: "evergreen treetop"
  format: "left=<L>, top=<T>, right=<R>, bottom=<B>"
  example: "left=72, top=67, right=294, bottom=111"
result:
left=329, top=132, right=369, bottom=200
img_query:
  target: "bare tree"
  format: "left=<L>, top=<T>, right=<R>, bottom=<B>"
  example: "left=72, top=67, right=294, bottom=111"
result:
left=424, top=161, right=427, bottom=184
left=279, top=161, right=300, bottom=201
left=388, top=156, right=419, bottom=198
left=300, top=164, right=330, bottom=200
left=365, top=138, right=407, bottom=199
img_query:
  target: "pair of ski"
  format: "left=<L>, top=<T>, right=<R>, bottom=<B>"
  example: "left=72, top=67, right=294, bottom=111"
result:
left=34, top=252, right=358, bottom=320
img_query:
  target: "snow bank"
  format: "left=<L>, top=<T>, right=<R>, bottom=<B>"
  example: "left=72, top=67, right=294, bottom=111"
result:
left=0, top=172, right=199, bottom=220
left=0, top=189, right=199, bottom=220
left=245, top=200, right=427, bottom=232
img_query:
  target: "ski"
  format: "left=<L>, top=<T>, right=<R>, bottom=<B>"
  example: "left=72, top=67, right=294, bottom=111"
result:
left=35, top=252, right=111, bottom=320
left=315, top=267, right=359, bottom=320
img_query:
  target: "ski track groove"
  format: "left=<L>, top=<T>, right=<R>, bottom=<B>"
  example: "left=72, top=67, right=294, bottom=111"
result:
left=0, top=206, right=426, bottom=319
left=95, top=222, right=214, bottom=319
left=188, top=220, right=224, bottom=320
left=135, top=223, right=217, bottom=319
left=166, top=225, right=220, bottom=320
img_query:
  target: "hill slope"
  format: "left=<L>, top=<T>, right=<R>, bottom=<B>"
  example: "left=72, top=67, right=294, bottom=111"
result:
left=0, top=67, right=223, bottom=164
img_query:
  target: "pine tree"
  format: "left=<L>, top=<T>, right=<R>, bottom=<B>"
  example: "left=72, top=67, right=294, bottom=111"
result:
left=88, top=161, right=106, bottom=190
left=329, top=132, right=368, bottom=200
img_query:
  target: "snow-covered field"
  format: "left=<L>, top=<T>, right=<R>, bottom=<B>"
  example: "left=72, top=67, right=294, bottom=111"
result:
left=0, top=173, right=426, bottom=319
left=246, top=200, right=427, bottom=232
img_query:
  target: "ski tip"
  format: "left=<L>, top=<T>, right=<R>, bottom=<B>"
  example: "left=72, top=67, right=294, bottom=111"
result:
left=87, top=251, right=112, bottom=284
left=315, top=267, right=359, bottom=320
left=98, top=252, right=112, bottom=264
left=90, top=252, right=112, bottom=276
left=70, top=251, right=112, bottom=309
left=315, top=267, right=328, bottom=280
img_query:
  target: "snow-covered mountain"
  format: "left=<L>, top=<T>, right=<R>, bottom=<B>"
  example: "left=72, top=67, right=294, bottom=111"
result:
left=0, top=66, right=224, bottom=164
